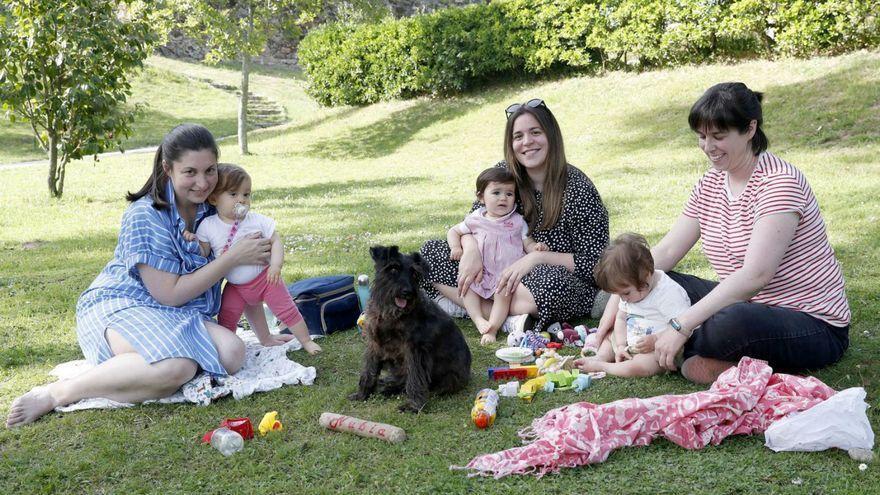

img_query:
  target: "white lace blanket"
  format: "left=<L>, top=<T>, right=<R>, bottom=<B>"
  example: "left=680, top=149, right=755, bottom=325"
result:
left=51, top=329, right=317, bottom=411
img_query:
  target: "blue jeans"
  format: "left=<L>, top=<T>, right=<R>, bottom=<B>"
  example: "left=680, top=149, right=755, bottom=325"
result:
left=666, top=272, right=849, bottom=372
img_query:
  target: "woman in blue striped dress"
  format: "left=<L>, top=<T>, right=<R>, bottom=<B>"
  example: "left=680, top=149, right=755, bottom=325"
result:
left=7, top=124, right=272, bottom=427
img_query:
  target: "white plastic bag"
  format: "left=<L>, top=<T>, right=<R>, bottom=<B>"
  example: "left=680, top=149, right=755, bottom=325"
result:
left=765, top=387, right=875, bottom=452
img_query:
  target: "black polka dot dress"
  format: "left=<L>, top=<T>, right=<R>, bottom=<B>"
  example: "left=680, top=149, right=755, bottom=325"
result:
left=421, top=161, right=609, bottom=331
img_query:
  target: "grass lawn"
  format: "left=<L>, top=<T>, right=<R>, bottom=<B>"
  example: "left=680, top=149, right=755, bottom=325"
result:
left=1, top=50, right=878, bottom=494
left=0, top=60, right=245, bottom=165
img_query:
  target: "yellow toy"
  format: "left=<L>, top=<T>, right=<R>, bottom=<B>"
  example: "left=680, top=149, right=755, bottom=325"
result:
left=471, top=389, right=499, bottom=429
left=259, top=411, right=283, bottom=435
left=517, top=376, right=548, bottom=402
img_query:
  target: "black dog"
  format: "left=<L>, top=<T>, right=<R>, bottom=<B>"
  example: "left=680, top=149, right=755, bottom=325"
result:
left=349, top=245, right=471, bottom=413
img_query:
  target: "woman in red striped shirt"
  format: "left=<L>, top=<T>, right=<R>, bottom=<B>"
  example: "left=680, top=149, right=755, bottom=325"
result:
left=598, top=82, right=851, bottom=383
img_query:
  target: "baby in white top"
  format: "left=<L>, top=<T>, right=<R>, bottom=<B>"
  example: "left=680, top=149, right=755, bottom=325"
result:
left=574, top=233, right=690, bottom=377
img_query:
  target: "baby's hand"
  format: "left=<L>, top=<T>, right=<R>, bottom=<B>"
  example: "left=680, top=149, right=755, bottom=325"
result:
left=267, top=265, right=283, bottom=285
left=632, top=334, right=657, bottom=354
left=259, top=333, right=296, bottom=347
left=614, top=346, right=633, bottom=363
left=534, top=242, right=549, bottom=252
left=449, top=247, right=463, bottom=260
left=183, top=230, right=198, bottom=242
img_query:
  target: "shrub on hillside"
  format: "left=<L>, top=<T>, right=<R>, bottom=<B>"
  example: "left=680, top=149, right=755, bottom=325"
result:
left=299, top=0, right=880, bottom=106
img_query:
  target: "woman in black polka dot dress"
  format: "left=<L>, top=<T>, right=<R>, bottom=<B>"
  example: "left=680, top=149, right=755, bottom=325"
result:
left=420, top=99, right=609, bottom=332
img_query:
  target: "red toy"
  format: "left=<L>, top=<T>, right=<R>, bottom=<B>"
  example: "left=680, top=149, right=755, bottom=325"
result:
left=487, top=366, right=529, bottom=380
left=202, top=417, right=254, bottom=443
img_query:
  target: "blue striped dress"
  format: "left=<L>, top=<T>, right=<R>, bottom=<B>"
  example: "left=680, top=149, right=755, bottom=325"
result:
left=76, top=181, right=227, bottom=375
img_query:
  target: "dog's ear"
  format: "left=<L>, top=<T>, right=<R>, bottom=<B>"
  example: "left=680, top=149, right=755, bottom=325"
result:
left=370, top=245, right=390, bottom=264
left=410, top=252, right=430, bottom=278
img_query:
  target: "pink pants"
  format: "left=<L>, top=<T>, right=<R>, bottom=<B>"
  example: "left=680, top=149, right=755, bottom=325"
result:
left=218, top=268, right=304, bottom=332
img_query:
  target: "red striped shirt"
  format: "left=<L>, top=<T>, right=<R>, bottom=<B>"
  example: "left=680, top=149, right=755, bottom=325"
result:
left=683, top=152, right=850, bottom=327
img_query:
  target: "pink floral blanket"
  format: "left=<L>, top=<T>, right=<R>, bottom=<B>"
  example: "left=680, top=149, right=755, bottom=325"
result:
left=453, top=357, right=835, bottom=478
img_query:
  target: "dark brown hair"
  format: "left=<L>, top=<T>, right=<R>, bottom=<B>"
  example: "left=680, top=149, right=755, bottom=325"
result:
left=594, top=233, right=654, bottom=292
left=209, top=163, right=251, bottom=204
left=503, top=103, right=568, bottom=232
left=688, top=82, right=768, bottom=155
left=475, top=167, right=515, bottom=196
left=126, top=124, right=219, bottom=209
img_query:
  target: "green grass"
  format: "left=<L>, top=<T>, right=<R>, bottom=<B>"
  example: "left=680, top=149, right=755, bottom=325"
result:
left=1, top=50, right=879, bottom=494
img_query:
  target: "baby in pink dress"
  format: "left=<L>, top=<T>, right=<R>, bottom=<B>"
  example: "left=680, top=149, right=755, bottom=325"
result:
left=447, top=167, right=547, bottom=345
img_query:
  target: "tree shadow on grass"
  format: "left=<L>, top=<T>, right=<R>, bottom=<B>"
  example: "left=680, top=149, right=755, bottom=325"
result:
left=297, top=87, right=514, bottom=161
left=254, top=176, right=434, bottom=204
left=300, top=99, right=475, bottom=160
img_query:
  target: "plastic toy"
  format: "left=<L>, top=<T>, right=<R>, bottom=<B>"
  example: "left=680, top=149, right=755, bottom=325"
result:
left=356, top=312, right=367, bottom=334
left=573, top=374, right=592, bottom=391
left=487, top=366, right=529, bottom=381
left=497, top=381, right=520, bottom=397
left=471, top=389, right=500, bottom=429
left=319, top=412, right=407, bottom=443
left=495, top=347, right=534, bottom=364
left=517, top=376, right=548, bottom=402
left=220, top=417, right=254, bottom=440
left=259, top=411, right=283, bottom=435
left=508, top=364, right=539, bottom=378
left=544, top=370, right=580, bottom=390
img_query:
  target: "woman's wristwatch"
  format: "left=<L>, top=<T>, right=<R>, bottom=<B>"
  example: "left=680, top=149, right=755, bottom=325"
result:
left=668, top=317, right=693, bottom=338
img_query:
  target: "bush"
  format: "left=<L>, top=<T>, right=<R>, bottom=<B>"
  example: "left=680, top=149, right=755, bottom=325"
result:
left=299, top=0, right=880, bottom=106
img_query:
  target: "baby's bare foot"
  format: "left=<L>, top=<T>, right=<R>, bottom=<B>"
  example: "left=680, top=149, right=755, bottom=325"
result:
left=475, top=320, right=492, bottom=335
left=303, top=340, right=322, bottom=355
left=6, top=386, right=58, bottom=428
left=480, top=333, right=497, bottom=346
left=574, top=358, right=606, bottom=373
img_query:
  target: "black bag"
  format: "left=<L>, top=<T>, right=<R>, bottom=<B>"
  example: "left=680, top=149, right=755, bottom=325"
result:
left=287, top=275, right=360, bottom=336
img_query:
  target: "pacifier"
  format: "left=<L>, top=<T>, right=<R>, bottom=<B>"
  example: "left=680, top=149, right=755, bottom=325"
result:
left=233, top=203, right=249, bottom=219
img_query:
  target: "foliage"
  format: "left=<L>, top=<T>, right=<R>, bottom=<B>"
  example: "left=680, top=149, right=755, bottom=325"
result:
left=0, top=0, right=156, bottom=197
left=299, top=4, right=520, bottom=105
left=299, top=0, right=880, bottom=106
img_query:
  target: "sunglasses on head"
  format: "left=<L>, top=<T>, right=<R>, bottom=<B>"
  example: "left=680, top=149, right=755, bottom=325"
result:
left=505, top=98, right=547, bottom=119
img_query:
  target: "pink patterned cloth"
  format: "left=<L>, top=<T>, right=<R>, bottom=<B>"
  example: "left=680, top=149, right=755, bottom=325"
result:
left=453, top=357, right=835, bottom=478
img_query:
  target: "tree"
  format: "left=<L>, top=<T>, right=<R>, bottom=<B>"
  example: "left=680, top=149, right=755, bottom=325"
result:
left=173, top=0, right=385, bottom=155
left=174, top=1, right=318, bottom=155
left=0, top=0, right=156, bottom=198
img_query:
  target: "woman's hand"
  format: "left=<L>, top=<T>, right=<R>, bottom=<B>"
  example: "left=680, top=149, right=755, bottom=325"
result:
left=456, top=236, right=483, bottom=298
left=496, top=252, right=540, bottom=296
left=632, top=333, right=657, bottom=354
left=653, top=327, right=688, bottom=371
left=226, top=233, right=271, bottom=266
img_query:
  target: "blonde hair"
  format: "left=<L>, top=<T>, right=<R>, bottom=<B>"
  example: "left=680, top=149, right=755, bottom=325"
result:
left=594, top=233, right=654, bottom=292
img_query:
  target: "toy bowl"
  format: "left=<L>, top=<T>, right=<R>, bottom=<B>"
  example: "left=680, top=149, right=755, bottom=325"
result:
left=495, top=347, right=534, bottom=364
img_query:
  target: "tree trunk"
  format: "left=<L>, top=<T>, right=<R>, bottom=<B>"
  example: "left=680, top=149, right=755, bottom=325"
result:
left=47, top=132, right=64, bottom=198
left=238, top=51, right=250, bottom=155
left=238, top=3, right=253, bottom=156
